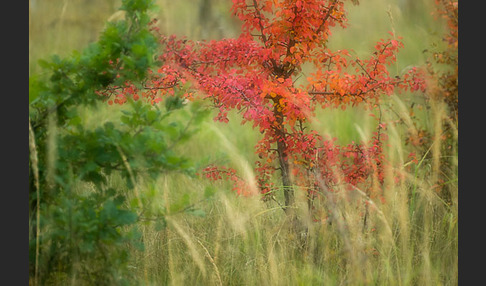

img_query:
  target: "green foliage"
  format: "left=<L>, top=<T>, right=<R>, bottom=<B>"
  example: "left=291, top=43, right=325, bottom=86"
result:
left=58, top=97, right=208, bottom=188
left=29, top=0, right=158, bottom=117
left=37, top=188, right=140, bottom=285
left=28, top=0, right=209, bottom=284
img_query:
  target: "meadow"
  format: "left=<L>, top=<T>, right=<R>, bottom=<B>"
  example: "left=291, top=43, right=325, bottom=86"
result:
left=29, top=0, right=457, bottom=285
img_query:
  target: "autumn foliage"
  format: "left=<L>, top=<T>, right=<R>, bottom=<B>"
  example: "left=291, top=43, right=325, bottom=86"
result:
left=403, top=0, right=457, bottom=203
left=103, top=0, right=426, bottom=212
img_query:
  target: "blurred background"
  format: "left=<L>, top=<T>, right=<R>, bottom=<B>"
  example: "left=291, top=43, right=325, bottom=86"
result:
left=29, top=0, right=447, bottom=149
left=29, top=0, right=445, bottom=76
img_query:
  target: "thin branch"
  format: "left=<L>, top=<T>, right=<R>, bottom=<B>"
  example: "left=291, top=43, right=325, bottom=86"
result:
left=251, top=0, right=269, bottom=47
left=308, top=90, right=366, bottom=101
left=314, top=0, right=338, bottom=39
left=251, top=0, right=279, bottom=71
left=355, top=58, right=375, bottom=81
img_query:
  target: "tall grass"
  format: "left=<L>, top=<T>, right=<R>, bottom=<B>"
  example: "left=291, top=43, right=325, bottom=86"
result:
left=30, top=0, right=457, bottom=285
left=123, top=93, right=456, bottom=285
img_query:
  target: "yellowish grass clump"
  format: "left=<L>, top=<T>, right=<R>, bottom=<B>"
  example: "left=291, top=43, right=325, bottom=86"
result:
left=127, top=94, right=457, bottom=285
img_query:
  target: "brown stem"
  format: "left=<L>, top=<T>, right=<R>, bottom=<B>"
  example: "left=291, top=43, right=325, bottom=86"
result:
left=272, top=98, right=294, bottom=209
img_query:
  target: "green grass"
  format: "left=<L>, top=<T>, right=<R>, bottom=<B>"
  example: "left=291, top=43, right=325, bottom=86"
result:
left=30, top=0, right=457, bottom=285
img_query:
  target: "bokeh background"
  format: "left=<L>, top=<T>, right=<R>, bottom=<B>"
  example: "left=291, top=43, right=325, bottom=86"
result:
left=29, top=0, right=447, bottom=146
left=29, top=0, right=445, bottom=75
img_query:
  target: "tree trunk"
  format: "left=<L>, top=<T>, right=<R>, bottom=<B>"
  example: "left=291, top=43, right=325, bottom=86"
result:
left=273, top=100, right=294, bottom=211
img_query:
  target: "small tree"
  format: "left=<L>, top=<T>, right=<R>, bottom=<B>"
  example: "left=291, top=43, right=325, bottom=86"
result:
left=112, top=0, right=425, bottom=215
left=29, top=0, right=209, bottom=284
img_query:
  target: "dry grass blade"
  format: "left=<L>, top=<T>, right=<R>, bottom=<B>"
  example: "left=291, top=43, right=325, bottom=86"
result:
left=195, top=238, right=223, bottom=286
left=29, top=118, right=40, bottom=286
left=116, top=145, right=142, bottom=209
left=168, top=218, right=207, bottom=278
